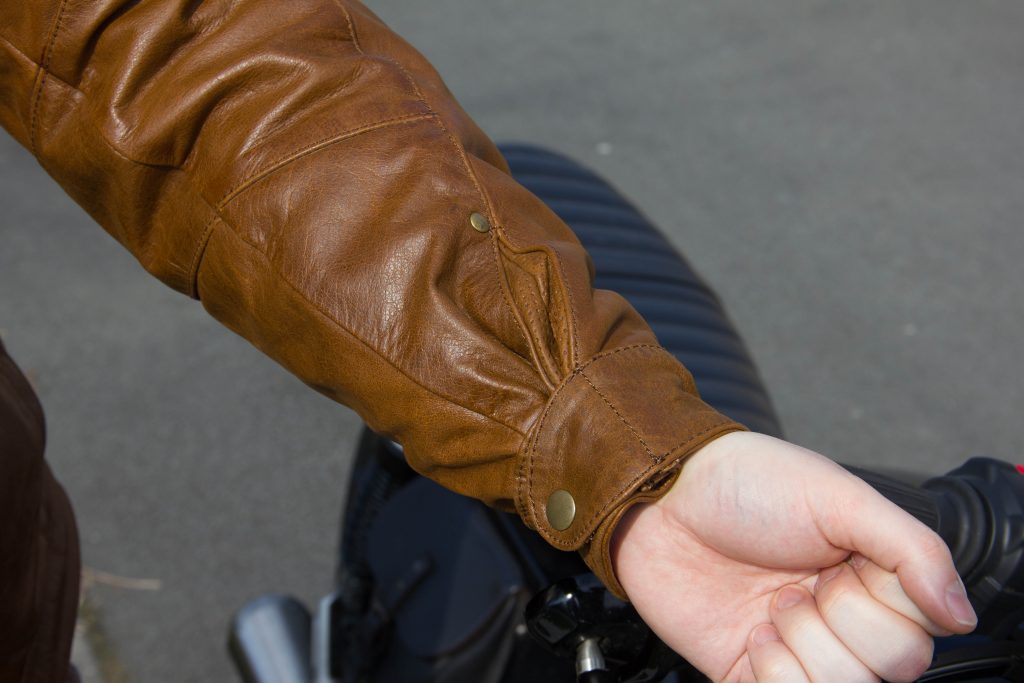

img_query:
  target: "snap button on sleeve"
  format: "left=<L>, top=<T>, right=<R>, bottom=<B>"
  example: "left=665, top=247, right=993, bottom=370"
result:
left=546, top=489, right=576, bottom=530
left=469, top=212, right=491, bottom=233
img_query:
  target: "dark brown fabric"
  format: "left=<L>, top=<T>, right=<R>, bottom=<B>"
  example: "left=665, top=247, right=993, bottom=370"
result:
left=0, top=341, right=80, bottom=683
left=0, top=0, right=743, bottom=604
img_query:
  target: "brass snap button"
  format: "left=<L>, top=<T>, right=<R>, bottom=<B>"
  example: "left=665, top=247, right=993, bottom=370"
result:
left=546, top=489, right=576, bottom=531
left=469, top=212, right=491, bottom=233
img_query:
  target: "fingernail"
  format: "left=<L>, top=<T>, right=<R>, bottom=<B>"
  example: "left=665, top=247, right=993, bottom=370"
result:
left=776, top=586, right=806, bottom=610
left=751, top=624, right=781, bottom=647
left=945, top=577, right=977, bottom=627
left=815, top=564, right=843, bottom=594
left=848, top=553, right=868, bottom=570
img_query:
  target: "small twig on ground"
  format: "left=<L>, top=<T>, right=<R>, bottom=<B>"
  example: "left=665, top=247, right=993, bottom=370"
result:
left=81, top=567, right=163, bottom=592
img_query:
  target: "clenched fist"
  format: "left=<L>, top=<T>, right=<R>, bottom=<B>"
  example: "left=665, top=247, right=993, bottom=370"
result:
left=612, top=432, right=976, bottom=682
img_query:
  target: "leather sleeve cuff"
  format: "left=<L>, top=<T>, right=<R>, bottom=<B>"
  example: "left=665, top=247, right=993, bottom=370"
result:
left=515, top=344, right=745, bottom=598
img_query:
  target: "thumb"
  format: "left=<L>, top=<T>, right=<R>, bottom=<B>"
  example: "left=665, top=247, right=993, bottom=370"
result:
left=821, top=477, right=977, bottom=634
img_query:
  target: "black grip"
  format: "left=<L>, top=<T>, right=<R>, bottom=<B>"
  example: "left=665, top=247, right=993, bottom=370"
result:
left=849, top=458, right=1024, bottom=636
left=844, top=465, right=985, bottom=578
left=845, top=466, right=941, bottom=531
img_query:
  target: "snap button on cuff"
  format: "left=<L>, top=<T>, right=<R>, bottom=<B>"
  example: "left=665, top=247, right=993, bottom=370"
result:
left=469, top=212, right=491, bottom=233
left=546, top=489, right=576, bottom=530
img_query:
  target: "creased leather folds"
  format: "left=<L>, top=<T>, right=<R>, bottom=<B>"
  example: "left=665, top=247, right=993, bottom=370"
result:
left=0, top=0, right=744, bottom=597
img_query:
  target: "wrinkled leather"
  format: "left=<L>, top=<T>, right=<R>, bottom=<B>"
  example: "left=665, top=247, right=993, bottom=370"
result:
left=0, top=0, right=743, bottom=598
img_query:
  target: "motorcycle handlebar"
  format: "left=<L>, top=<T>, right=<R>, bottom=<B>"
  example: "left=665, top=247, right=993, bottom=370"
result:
left=228, top=456, right=1024, bottom=683
left=848, top=457, right=1024, bottom=637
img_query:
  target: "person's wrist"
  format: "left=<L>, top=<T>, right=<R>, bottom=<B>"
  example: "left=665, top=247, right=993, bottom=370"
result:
left=609, top=500, right=653, bottom=594
left=609, top=431, right=746, bottom=598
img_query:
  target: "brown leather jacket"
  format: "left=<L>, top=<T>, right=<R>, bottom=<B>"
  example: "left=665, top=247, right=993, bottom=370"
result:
left=0, top=1, right=742, bottom=671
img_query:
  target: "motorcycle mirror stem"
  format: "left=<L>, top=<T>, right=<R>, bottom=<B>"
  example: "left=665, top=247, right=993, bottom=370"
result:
left=577, top=638, right=615, bottom=683
left=228, top=594, right=314, bottom=683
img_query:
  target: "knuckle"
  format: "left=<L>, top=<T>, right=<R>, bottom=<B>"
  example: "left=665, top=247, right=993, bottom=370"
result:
left=761, top=660, right=795, bottom=681
left=918, top=532, right=953, bottom=563
left=865, top=568, right=911, bottom=608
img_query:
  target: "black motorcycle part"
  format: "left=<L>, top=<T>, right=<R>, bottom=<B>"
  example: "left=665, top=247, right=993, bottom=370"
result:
left=526, top=576, right=647, bottom=664
left=917, top=638, right=1024, bottom=681
left=525, top=575, right=689, bottom=683
left=325, top=144, right=787, bottom=682
left=852, top=457, right=1024, bottom=637
left=579, top=672, right=618, bottom=683
left=366, top=478, right=524, bottom=660
left=926, top=458, right=1024, bottom=637
left=347, top=476, right=576, bottom=683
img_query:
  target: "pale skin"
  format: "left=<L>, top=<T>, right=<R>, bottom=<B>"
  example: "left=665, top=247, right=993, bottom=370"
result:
left=612, top=431, right=978, bottom=682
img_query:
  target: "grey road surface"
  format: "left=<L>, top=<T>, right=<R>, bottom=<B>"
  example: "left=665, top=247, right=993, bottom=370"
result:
left=2, top=2, right=1022, bottom=681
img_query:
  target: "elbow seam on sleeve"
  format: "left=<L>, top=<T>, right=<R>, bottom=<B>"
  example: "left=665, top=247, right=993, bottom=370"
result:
left=28, top=0, right=72, bottom=156
left=342, top=6, right=555, bottom=375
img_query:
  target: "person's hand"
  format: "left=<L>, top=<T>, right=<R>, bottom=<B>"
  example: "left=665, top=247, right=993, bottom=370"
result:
left=611, top=432, right=977, bottom=682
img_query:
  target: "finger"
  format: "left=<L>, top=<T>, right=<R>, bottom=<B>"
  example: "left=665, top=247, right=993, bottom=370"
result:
left=815, top=563, right=934, bottom=682
left=770, top=584, right=878, bottom=683
left=819, top=478, right=977, bottom=634
left=848, top=553, right=952, bottom=636
left=747, top=624, right=810, bottom=683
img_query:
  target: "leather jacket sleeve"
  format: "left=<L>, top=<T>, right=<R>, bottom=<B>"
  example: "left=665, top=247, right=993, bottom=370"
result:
left=0, top=0, right=743, bottom=596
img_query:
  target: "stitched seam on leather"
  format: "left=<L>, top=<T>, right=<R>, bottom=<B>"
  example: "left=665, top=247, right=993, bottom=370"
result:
left=552, top=250, right=582, bottom=368
left=591, top=510, right=621, bottom=592
left=578, top=369, right=656, bottom=461
left=348, top=15, right=536, bottom=368
left=517, top=373, right=562, bottom=530
left=515, top=343, right=664, bottom=522
left=521, top=368, right=596, bottom=542
left=16, top=52, right=526, bottom=432
left=391, top=115, right=536, bottom=373
left=579, top=343, right=664, bottom=372
left=495, top=225, right=582, bottom=369
left=10, top=23, right=431, bottom=184
left=11, top=5, right=534, bottom=444
left=186, top=215, right=221, bottom=299
left=337, top=5, right=532, bottom=382
left=342, top=3, right=433, bottom=126
left=513, top=267, right=558, bottom=387
left=544, top=421, right=733, bottom=548
left=514, top=423, right=540, bottom=524
left=496, top=243, right=563, bottom=390
left=216, top=112, right=435, bottom=206
left=29, top=0, right=72, bottom=156
left=202, top=217, right=526, bottom=438
left=336, top=0, right=362, bottom=53
left=519, top=344, right=707, bottom=546
left=3, top=43, right=187, bottom=171
left=495, top=228, right=587, bottom=376
left=343, top=6, right=543, bottom=402
left=491, top=237, right=545, bottom=383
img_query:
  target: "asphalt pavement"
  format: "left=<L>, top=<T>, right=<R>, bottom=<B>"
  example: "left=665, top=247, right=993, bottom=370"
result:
left=2, top=2, right=1022, bottom=681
